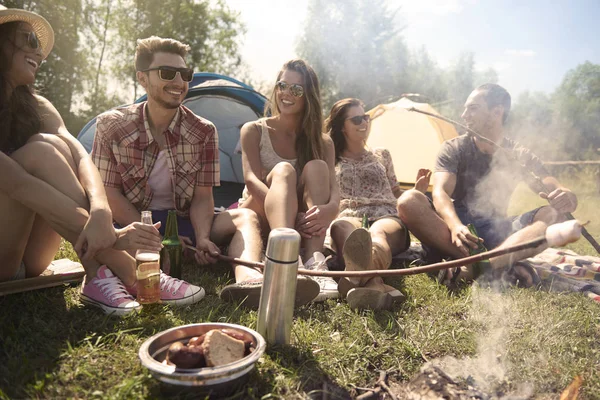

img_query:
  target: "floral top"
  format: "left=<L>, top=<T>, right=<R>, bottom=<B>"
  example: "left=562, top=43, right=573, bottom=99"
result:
left=336, top=148, right=398, bottom=220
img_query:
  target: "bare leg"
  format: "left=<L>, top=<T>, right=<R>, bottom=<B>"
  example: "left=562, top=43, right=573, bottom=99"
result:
left=487, top=221, right=549, bottom=286
left=330, top=217, right=362, bottom=259
left=264, top=162, right=298, bottom=229
left=397, top=189, right=477, bottom=282
left=396, top=189, right=464, bottom=259
left=210, top=208, right=263, bottom=282
left=0, top=193, right=36, bottom=280
left=9, top=135, right=136, bottom=285
left=369, top=217, right=409, bottom=261
left=299, top=160, right=331, bottom=257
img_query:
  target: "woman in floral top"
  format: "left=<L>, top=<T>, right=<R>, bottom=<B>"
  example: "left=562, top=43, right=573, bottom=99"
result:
left=326, top=98, right=430, bottom=310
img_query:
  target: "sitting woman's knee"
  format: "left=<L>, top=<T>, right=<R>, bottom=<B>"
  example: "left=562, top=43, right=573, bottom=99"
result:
left=302, top=159, right=328, bottom=176
left=232, top=207, right=261, bottom=229
left=270, top=162, right=297, bottom=181
left=11, top=140, right=62, bottom=175
left=27, top=133, right=73, bottom=165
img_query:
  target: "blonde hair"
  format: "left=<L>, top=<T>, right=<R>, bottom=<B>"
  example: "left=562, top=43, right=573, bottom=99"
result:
left=265, top=59, right=324, bottom=171
left=135, top=36, right=191, bottom=71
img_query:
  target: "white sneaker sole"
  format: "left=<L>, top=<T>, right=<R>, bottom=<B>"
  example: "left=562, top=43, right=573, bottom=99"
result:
left=80, top=294, right=142, bottom=316
left=162, top=287, right=206, bottom=306
left=313, top=290, right=340, bottom=302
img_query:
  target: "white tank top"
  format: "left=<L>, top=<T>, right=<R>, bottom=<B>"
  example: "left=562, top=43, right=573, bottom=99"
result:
left=148, top=150, right=175, bottom=210
left=240, top=119, right=297, bottom=203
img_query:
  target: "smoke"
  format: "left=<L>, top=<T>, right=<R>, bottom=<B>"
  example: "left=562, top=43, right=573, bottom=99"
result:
left=468, top=145, right=526, bottom=220
left=432, top=286, right=535, bottom=399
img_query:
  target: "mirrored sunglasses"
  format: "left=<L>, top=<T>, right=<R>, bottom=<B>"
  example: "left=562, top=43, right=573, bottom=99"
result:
left=276, top=80, right=304, bottom=98
left=15, top=30, right=40, bottom=51
left=141, top=66, right=194, bottom=82
left=347, top=114, right=370, bottom=126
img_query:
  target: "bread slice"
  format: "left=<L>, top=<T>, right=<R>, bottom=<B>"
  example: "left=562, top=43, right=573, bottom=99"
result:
left=202, top=329, right=245, bottom=367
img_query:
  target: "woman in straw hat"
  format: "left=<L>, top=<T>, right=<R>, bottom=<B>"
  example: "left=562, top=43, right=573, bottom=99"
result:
left=0, top=6, right=161, bottom=315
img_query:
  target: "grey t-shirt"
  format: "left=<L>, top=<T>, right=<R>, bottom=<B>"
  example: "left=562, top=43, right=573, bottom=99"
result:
left=435, top=135, right=549, bottom=219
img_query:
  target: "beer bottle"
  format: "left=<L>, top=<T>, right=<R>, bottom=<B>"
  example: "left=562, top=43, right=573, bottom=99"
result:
left=467, top=223, right=491, bottom=278
left=135, top=211, right=161, bottom=304
left=361, top=214, right=369, bottom=230
left=160, top=210, right=183, bottom=279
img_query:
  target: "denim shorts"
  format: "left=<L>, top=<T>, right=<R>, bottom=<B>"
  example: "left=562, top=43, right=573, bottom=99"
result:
left=455, top=206, right=542, bottom=249
left=422, top=204, right=542, bottom=263
left=11, top=261, right=26, bottom=280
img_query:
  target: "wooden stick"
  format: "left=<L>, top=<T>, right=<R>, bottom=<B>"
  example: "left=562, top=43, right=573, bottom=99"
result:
left=213, top=236, right=546, bottom=278
left=407, top=107, right=600, bottom=255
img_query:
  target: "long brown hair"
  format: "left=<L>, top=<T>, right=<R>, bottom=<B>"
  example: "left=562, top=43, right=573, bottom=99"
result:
left=265, top=59, right=324, bottom=171
left=0, top=22, right=41, bottom=153
left=325, top=98, right=364, bottom=164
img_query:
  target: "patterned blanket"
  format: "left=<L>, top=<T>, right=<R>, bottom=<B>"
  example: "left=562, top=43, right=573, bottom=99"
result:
left=517, top=248, right=600, bottom=303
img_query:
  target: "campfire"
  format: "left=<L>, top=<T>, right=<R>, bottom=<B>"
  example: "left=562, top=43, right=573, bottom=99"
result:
left=356, top=365, right=582, bottom=399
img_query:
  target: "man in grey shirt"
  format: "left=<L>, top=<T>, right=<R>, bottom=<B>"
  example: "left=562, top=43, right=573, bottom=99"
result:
left=397, top=83, right=578, bottom=286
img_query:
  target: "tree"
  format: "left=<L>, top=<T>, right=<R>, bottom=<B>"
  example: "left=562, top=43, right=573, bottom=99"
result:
left=297, top=0, right=409, bottom=111
left=112, top=0, right=244, bottom=101
left=508, top=91, right=568, bottom=160
left=553, top=61, right=600, bottom=157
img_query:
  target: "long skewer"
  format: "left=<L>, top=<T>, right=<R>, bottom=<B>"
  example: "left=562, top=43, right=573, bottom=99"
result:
left=407, top=107, right=600, bottom=254
left=190, top=236, right=546, bottom=278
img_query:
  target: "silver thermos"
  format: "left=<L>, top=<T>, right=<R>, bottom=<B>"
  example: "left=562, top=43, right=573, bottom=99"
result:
left=256, top=228, right=301, bottom=345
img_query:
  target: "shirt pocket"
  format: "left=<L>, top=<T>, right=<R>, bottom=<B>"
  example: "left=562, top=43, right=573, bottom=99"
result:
left=115, top=160, right=147, bottom=205
left=176, top=158, right=202, bottom=202
left=177, top=158, right=202, bottom=179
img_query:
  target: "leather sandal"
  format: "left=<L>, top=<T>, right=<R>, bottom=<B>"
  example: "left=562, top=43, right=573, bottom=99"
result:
left=346, top=278, right=405, bottom=311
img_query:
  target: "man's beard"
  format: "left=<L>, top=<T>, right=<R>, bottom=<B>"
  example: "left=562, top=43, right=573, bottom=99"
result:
left=155, top=97, right=181, bottom=109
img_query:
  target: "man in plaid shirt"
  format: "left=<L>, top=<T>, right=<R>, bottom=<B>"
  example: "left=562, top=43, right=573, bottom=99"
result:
left=92, top=36, right=266, bottom=307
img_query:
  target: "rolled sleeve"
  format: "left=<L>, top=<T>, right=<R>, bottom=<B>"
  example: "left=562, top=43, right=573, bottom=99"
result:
left=195, top=125, right=220, bottom=187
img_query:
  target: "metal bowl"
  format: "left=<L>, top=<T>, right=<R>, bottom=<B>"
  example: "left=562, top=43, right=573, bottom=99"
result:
left=139, top=323, right=266, bottom=396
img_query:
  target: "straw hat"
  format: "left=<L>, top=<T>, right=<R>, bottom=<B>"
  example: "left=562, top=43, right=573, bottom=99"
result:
left=0, top=5, right=54, bottom=59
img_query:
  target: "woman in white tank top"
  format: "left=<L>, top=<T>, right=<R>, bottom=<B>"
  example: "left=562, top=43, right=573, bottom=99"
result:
left=239, top=59, right=340, bottom=302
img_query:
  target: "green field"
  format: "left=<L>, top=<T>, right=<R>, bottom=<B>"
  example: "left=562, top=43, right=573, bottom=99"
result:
left=1, top=170, right=599, bottom=399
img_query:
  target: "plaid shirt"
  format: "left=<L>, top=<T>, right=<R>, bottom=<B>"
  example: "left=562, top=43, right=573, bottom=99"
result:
left=92, top=102, right=219, bottom=217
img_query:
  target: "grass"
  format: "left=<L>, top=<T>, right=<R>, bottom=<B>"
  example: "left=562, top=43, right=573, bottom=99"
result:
left=1, top=170, right=600, bottom=399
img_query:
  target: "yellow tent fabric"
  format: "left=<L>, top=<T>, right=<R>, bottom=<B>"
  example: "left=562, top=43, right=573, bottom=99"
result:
left=366, top=97, right=458, bottom=187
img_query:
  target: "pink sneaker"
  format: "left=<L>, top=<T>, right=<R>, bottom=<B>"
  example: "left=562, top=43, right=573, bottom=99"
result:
left=80, top=266, right=141, bottom=316
left=128, top=271, right=205, bottom=306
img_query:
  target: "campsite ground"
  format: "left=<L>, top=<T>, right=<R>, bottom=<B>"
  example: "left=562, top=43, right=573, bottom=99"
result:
left=1, top=169, right=599, bottom=399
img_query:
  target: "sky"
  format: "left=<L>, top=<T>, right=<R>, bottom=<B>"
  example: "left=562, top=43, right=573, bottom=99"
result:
left=223, top=0, right=600, bottom=101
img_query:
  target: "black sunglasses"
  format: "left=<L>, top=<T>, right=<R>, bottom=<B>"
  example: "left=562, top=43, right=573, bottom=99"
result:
left=141, top=66, right=194, bottom=82
left=276, top=81, right=304, bottom=98
left=14, top=30, right=40, bottom=51
left=346, top=114, right=370, bottom=126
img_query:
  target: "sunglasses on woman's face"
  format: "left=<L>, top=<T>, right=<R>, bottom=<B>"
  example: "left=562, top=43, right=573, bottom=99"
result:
left=14, top=30, right=40, bottom=51
left=346, top=114, right=370, bottom=126
left=276, top=80, right=304, bottom=98
left=141, top=66, right=194, bottom=82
